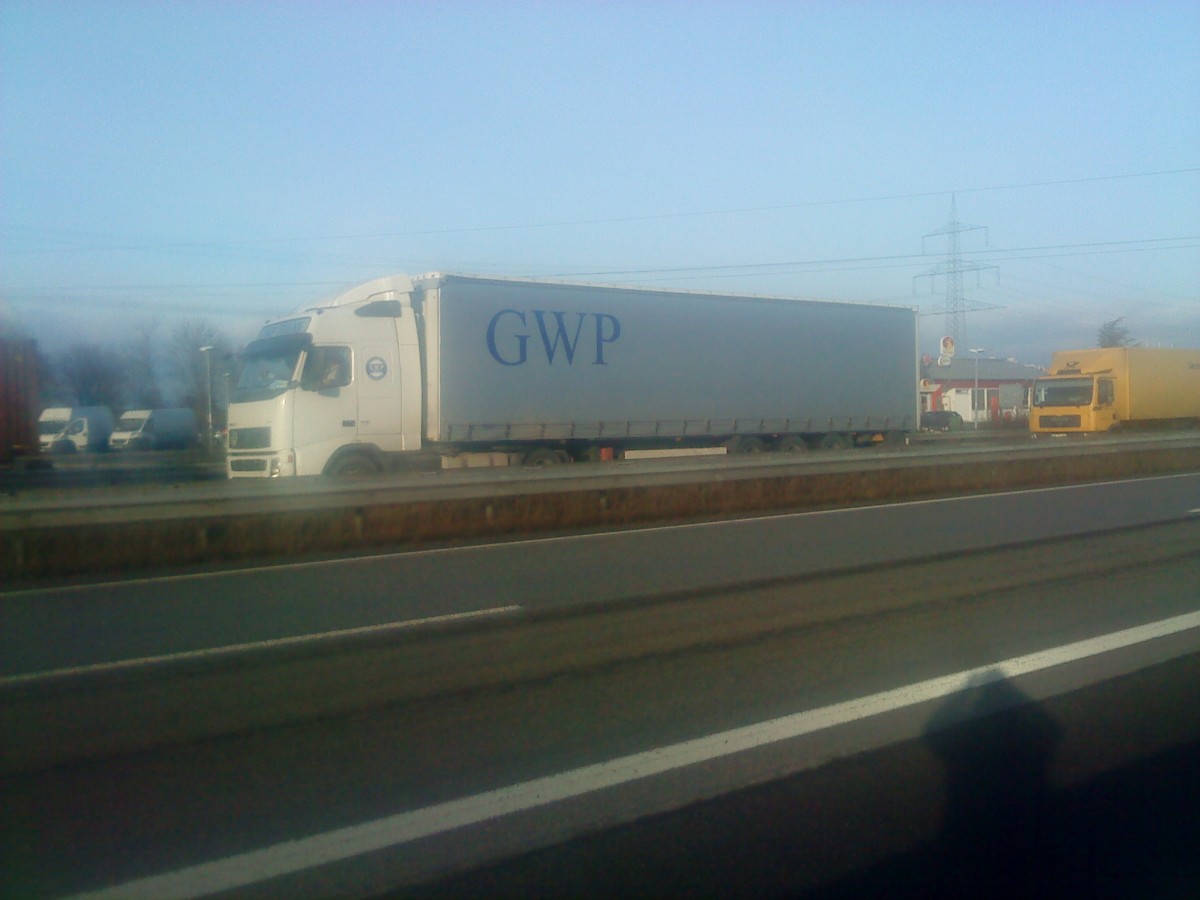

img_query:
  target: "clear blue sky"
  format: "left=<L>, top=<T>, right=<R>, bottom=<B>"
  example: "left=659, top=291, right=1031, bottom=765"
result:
left=2, top=1, right=1197, bottom=364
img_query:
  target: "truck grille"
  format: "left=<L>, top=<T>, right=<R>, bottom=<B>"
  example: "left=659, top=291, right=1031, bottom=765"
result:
left=230, top=458, right=269, bottom=472
left=228, top=427, right=271, bottom=449
left=1038, top=415, right=1081, bottom=428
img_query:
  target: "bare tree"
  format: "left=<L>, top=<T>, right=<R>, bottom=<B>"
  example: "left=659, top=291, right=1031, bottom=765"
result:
left=35, top=345, right=63, bottom=406
left=56, top=343, right=128, bottom=409
left=166, top=318, right=235, bottom=429
left=122, top=320, right=165, bottom=409
left=0, top=313, right=63, bottom=405
left=0, top=305, right=24, bottom=339
left=1097, top=317, right=1135, bottom=348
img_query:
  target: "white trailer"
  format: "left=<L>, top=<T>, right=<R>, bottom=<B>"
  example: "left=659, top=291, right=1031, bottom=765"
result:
left=226, top=274, right=919, bottom=477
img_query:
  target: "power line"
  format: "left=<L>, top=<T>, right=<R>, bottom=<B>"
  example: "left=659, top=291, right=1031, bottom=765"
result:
left=545, top=235, right=1199, bottom=280
left=4, top=234, right=1196, bottom=302
left=2, top=167, right=1197, bottom=250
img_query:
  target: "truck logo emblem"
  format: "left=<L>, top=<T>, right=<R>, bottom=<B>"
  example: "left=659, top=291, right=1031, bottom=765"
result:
left=365, top=357, right=388, bottom=380
left=486, top=309, right=622, bottom=367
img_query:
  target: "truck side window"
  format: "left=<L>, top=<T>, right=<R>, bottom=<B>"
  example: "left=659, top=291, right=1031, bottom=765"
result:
left=301, top=347, right=352, bottom=391
left=1098, top=379, right=1114, bottom=405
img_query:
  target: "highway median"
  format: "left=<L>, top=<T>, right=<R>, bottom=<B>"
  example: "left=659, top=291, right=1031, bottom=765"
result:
left=2, top=438, right=1198, bottom=583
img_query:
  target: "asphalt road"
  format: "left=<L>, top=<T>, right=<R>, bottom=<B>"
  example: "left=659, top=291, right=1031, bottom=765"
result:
left=3, top=472, right=1199, bottom=677
left=3, top=519, right=1198, bottom=899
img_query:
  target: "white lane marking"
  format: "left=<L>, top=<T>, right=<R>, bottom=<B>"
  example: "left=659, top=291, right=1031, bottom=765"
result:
left=10, top=471, right=1199, bottom=597
left=66, top=609, right=1200, bottom=900
left=2, top=606, right=521, bottom=688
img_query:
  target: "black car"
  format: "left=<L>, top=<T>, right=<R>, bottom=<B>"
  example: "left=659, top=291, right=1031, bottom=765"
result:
left=920, top=410, right=964, bottom=432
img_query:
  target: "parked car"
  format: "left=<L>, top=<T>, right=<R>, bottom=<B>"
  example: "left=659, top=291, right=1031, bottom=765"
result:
left=920, top=410, right=964, bottom=432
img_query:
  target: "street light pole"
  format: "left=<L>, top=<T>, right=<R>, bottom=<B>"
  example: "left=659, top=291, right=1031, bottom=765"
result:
left=969, top=347, right=986, bottom=429
left=199, top=345, right=214, bottom=452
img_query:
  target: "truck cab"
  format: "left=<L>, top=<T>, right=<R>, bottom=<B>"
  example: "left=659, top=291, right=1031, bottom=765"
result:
left=225, top=276, right=421, bottom=477
left=1030, top=372, right=1117, bottom=434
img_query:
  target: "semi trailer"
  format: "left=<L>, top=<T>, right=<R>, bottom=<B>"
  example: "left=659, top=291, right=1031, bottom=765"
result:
left=225, top=274, right=919, bottom=477
left=1, top=338, right=40, bottom=466
left=1030, top=347, right=1200, bottom=435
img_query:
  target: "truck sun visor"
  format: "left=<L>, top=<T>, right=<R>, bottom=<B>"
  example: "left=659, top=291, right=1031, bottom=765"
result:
left=242, top=332, right=313, bottom=359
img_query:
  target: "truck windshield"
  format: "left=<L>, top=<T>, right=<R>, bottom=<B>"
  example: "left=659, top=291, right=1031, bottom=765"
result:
left=38, top=419, right=68, bottom=435
left=116, top=415, right=148, bottom=430
left=1033, top=377, right=1094, bottom=407
left=235, top=350, right=303, bottom=403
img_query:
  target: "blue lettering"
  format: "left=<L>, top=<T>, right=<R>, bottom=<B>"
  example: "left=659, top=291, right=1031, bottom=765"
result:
left=486, top=309, right=528, bottom=366
left=594, top=313, right=621, bottom=365
left=534, top=310, right=587, bottom=365
left=487, top=309, right=622, bottom=366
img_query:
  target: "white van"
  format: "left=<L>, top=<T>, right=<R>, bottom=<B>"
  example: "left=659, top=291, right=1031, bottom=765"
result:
left=110, top=408, right=199, bottom=450
left=38, top=407, right=115, bottom=453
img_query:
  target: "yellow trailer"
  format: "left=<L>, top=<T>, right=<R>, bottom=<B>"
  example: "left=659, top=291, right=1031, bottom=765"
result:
left=1030, top=347, right=1200, bottom=435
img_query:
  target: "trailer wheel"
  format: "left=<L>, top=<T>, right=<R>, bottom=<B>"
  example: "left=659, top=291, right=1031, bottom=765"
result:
left=327, top=452, right=380, bottom=477
left=725, top=435, right=766, bottom=454
left=775, top=435, right=808, bottom=453
left=522, top=447, right=563, bottom=467
left=818, top=432, right=851, bottom=451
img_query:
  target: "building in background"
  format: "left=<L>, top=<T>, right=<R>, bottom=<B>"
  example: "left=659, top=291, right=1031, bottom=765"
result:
left=920, top=356, right=1040, bottom=425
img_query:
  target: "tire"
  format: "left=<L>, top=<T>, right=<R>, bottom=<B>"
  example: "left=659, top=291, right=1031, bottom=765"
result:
left=818, top=432, right=851, bottom=451
left=522, top=447, right=563, bottom=467
left=327, top=452, right=380, bottom=477
left=774, top=435, right=808, bottom=453
left=725, top=435, right=766, bottom=454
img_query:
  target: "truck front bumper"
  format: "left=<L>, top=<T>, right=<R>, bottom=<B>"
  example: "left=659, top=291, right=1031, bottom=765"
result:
left=226, top=452, right=297, bottom=478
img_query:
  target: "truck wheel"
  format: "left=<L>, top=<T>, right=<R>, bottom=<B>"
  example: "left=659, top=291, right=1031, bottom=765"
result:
left=327, top=453, right=380, bottom=476
left=725, top=435, right=766, bottom=454
left=818, top=432, right=851, bottom=451
left=774, top=435, right=808, bottom=453
left=522, top=447, right=562, bottom=467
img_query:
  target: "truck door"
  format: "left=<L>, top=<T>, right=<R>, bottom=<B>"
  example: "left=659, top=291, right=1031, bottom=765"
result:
left=292, top=345, right=357, bottom=464
left=1093, top=377, right=1117, bottom=431
left=356, top=333, right=406, bottom=449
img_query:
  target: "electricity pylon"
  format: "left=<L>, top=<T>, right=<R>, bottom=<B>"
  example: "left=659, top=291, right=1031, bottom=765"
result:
left=915, top=194, right=1000, bottom=348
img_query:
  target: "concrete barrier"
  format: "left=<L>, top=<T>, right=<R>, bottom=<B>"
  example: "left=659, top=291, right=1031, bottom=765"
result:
left=2, top=443, right=1198, bottom=581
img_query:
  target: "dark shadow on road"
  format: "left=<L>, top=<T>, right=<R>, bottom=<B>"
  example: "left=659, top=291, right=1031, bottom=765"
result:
left=918, top=670, right=1063, bottom=896
left=808, top=671, right=1200, bottom=900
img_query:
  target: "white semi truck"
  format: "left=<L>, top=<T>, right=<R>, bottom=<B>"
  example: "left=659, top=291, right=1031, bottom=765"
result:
left=225, top=274, right=919, bottom=477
